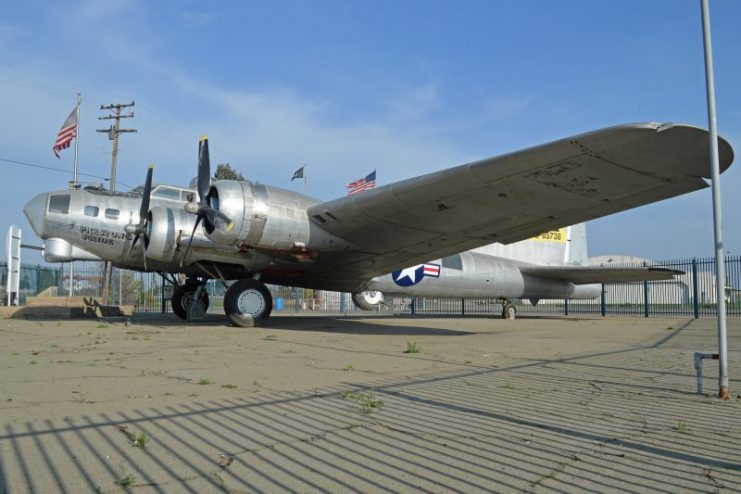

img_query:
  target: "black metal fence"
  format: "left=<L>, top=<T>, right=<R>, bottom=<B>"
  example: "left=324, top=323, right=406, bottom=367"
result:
left=2, top=255, right=740, bottom=318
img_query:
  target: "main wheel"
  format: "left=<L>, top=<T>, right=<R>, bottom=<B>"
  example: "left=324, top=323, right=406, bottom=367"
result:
left=224, top=279, right=273, bottom=327
left=502, top=303, right=516, bottom=320
left=171, top=285, right=210, bottom=320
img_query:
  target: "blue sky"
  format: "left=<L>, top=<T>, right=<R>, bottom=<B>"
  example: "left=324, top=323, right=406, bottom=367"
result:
left=1, top=0, right=740, bottom=263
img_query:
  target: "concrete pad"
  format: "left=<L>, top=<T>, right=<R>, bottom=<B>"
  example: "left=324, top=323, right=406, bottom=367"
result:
left=0, top=315, right=739, bottom=492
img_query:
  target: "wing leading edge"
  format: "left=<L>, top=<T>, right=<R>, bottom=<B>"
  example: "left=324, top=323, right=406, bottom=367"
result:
left=306, top=123, right=734, bottom=285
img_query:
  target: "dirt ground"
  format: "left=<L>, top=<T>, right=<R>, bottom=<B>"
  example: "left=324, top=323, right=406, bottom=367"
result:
left=0, top=314, right=739, bottom=493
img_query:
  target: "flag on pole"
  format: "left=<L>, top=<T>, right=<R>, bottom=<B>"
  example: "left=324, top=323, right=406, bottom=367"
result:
left=346, top=170, right=376, bottom=194
left=291, top=165, right=305, bottom=181
left=53, top=107, right=78, bottom=158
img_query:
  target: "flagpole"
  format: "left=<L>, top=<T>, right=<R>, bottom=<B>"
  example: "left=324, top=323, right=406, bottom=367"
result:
left=72, top=93, right=81, bottom=189
left=69, top=93, right=81, bottom=297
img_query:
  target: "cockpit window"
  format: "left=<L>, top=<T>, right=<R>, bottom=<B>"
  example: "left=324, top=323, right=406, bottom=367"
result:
left=84, top=206, right=99, bottom=217
left=152, top=186, right=182, bottom=201
left=48, top=194, right=70, bottom=214
left=105, top=208, right=120, bottom=220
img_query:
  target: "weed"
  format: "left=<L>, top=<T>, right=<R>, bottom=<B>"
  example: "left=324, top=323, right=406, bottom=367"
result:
left=674, top=421, right=688, bottom=432
left=359, top=392, right=384, bottom=414
left=198, top=378, right=213, bottom=385
left=50, top=343, right=58, bottom=348
left=57, top=360, right=75, bottom=364
left=30, top=361, right=37, bottom=365
left=264, top=334, right=278, bottom=340
left=404, top=341, right=420, bottom=354
left=221, top=384, right=237, bottom=389
left=342, top=364, right=354, bottom=371
left=94, top=485, right=105, bottom=494
left=11, top=352, right=19, bottom=356
left=464, top=360, right=472, bottom=364
left=96, top=324, right=108, bottom=329
left=667, top=326, right=674, bottom=330
left=115, top=474, right=135, bottom=487
left=339, top=390, right=384, bottom=414
left=133, top=432, right=150, bottom=448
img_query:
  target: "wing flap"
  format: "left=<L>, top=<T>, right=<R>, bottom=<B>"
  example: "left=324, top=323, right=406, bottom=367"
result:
left=521, top=266, right=683, bottom=284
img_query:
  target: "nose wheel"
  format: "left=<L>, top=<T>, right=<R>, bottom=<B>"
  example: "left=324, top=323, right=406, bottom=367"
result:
left=224, top=278, right=273, bottom=327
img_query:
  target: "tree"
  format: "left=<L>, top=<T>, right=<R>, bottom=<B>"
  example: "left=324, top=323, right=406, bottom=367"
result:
left=214, top=163, right=245, bottom=181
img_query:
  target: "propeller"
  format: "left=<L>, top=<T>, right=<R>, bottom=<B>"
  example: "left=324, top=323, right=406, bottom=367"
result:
left=124, top=163, right=154, bottom=270
left=182, top=135, right=234, bottom=264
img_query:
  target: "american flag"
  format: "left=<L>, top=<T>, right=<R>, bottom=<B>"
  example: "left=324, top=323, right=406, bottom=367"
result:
left=52, top=106, right=78, bottom=158
left=346, top=170, right=376, bottom=194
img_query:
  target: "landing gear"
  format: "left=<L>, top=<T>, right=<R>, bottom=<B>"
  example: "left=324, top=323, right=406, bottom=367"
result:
left=502, top=303, right=516, bottom=320
left=351, top=291, right=385, bottom=311
left=224, top=278, right=273, bottom=327
left=171, top=280, right=210, bottom=320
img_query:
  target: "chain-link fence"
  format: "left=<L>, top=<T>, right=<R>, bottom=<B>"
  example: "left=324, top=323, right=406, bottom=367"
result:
left=2, top=255, right=740, bottom=318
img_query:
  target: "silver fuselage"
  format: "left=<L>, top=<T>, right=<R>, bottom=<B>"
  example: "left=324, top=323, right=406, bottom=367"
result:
left=24, top=181, right=600, bottom=300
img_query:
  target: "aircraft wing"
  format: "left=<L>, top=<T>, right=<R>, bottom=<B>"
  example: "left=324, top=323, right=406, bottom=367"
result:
left=305, top=122, right=733, bottom=287
left=519, top=266, right=682, bottom=284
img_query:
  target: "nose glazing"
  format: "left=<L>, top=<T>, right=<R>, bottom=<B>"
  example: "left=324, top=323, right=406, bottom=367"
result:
left=23, top=192, right=48, bottom=238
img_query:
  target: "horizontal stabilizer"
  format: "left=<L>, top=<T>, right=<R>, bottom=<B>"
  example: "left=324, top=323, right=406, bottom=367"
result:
left=521, top=266, right=683, bottom=284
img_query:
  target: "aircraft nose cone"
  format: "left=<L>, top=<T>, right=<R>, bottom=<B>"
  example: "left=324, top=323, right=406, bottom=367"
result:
left=23, top=193, right=48, bottom=238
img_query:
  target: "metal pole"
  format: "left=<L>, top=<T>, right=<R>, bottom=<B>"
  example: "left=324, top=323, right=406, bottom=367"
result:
left=643, top=281, right=649, bottom=318
left=72, top=93, right=81, bottom=188
left=69, top=94, right=81, bottom=297
left=692, top=258, right=700, bottom=318
left=700, top=0, right=729, bottom=400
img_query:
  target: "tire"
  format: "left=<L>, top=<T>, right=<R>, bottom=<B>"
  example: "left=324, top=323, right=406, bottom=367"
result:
left=224, top=279, right=273, bottom=327
left=351, top=291, right=385, bottom=311
left=502, top=303, right=516, bottom=320
left=171, top=285, right=210, bottom=320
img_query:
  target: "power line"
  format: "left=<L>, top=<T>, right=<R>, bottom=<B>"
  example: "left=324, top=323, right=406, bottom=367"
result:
left=0, top=157, right=134, bottom=189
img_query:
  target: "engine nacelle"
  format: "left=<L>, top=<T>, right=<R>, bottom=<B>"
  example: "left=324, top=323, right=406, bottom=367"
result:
left=352, top=291, right=385, bottom=311
left=145, top=206, right=193, bottom=263
left=204, top=180, right=313, bottom=251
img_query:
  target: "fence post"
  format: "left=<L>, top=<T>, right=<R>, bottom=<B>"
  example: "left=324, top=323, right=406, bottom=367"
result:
left=36, top=264, right=41, bottom=296
left=692, top=257, right=700, bottom=319
left=411, top=298, right=416, bottom=316
left=160, top=281, right=166, bottom=314
left=564, top=299, right=569, bottom=316
left=643, top=280, right=649, bottom=318
left=601, top=284, right=606, bottom=317
left=461, top=298, right=465, bottom=316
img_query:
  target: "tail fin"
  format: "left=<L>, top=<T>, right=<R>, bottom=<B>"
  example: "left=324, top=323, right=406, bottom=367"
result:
left=472, top=222, right=589, bottom=266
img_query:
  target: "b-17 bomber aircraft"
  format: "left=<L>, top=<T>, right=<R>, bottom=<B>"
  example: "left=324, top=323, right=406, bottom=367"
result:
left=23, top=123, right=734, bottom=326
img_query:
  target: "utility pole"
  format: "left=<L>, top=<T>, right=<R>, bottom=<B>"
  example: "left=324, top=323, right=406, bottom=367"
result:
left=97, top=102, right=136, bottom=303
left=96, top=101, right=136, bottom=192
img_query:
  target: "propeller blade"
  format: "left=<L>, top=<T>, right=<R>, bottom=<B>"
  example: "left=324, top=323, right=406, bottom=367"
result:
left=181, top=213, right=203, bottom=267
left=126, top=233, right=140, bottom=260
left=197, top=135, right=211, bottom=201
left=204, top=207, right=234, bottom=232
left=139, top=163, right=154, bottom=224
